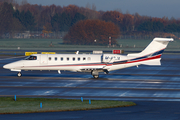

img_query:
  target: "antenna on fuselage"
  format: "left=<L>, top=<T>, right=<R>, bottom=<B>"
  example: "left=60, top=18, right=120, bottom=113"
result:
left=76, top=51, right=79, bottom=54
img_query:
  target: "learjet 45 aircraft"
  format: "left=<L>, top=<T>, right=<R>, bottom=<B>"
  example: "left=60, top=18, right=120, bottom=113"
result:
left=3, top=37, right=173, bottom=78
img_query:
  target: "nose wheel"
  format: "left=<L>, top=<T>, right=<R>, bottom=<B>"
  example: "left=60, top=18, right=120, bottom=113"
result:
left=17, top=72, right=22, bottom=77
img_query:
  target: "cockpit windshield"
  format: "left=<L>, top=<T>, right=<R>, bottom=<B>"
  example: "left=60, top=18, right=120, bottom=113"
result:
left=25, top=56, right=37, bottom=60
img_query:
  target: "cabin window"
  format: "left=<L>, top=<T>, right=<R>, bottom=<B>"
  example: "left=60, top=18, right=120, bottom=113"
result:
left=83, top=57, right=86, bottom=61
left=78, top=57, right=80, bottom=61
left=88, top=57, right=91, bottom=61
left=73, top=57, right=75, bottom=61
left=67, top=57, right=69, bottom=61
left=49, top=57, right=51, bottom=61
left=61, top=57, right=63, bottom=61
left=25, top=56, right=37, bottom=60
left=55, top=57, right=57, bottom=61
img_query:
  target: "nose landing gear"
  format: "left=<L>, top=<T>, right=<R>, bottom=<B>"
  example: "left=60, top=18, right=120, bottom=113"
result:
left=17, top=72, right=22, bottom=77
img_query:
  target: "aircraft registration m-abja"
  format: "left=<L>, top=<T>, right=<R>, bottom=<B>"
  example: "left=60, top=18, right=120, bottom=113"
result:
left=3, top=38, right=173, bottom=78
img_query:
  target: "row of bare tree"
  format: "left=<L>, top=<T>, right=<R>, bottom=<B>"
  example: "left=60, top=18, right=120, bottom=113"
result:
left=0, top=0, right=180, bottom=43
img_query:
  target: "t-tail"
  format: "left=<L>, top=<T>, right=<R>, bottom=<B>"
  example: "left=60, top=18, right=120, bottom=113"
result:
left=127, top=37, right=174, bottom=65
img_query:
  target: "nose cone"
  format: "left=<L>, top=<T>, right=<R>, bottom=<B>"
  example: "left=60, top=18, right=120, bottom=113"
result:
left=3, top=62, right=19, bottom=70
left=3, top=60, right=24, bottom=71
left=3, top=64, right=12, bottom=69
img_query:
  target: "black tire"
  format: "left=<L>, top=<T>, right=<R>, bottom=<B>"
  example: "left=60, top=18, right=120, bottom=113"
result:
left=93, top=75, right=99, bottom=79
left=17, top=72, right=22, bottom=77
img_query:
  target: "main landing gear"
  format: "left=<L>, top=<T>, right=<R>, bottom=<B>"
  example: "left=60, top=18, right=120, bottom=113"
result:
left=91, top=70, right=99, bottom=79
left=93, top=75, right=99, bottom=79
left=17, top=72, right=22, bottom=77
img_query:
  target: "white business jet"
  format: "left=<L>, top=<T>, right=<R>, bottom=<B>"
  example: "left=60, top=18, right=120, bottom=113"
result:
left=3, top=38, right=173, bottom=78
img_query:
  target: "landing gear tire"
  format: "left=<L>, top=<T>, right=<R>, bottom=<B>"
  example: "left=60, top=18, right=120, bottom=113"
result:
left=91, top=70, right=99, bottom=79
left=93, top=75, right=99, bottom=79
left=17, top=72, right=22, bottom=77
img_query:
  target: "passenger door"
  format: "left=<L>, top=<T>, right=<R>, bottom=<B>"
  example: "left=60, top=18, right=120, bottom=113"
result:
left=40, top=54, right=48, bottom=64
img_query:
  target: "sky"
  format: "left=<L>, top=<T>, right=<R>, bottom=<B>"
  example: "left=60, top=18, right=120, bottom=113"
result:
left=25, top=0, right=180, bottom=19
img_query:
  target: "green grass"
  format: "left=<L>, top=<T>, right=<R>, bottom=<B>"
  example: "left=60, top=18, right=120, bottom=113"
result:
left=117, top=39, right=180, bottom=51
left=0, top=97, right=136, bottom=114
left=0, top=38, right=179, bottom=53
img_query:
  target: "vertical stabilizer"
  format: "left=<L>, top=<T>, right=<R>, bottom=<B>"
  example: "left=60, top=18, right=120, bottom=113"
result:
left=128, top=38, right=173, bottom=57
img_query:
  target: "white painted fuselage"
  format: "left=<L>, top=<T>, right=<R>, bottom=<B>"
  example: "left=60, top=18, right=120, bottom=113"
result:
left=3, top=54, right=128, bottom=71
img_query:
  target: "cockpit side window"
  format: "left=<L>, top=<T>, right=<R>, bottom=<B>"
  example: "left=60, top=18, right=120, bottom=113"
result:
left=25, top=56, right=37, bottom=60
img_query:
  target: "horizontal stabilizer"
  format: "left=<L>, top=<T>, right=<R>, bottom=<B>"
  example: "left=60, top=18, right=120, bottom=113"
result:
left=154, top=38, right=174, bottom=42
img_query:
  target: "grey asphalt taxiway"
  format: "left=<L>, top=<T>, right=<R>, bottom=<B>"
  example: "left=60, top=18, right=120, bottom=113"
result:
left=1, top=54, right=180, bottom=120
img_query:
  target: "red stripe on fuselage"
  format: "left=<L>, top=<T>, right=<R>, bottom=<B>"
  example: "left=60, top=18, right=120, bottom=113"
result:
left=112, top=54, right=161, bottom=65
left=26, top=63, right=107, bottom=68
left=22, top=54, right=161, bottom=68
left=126, top=54, right=161, bottom=64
